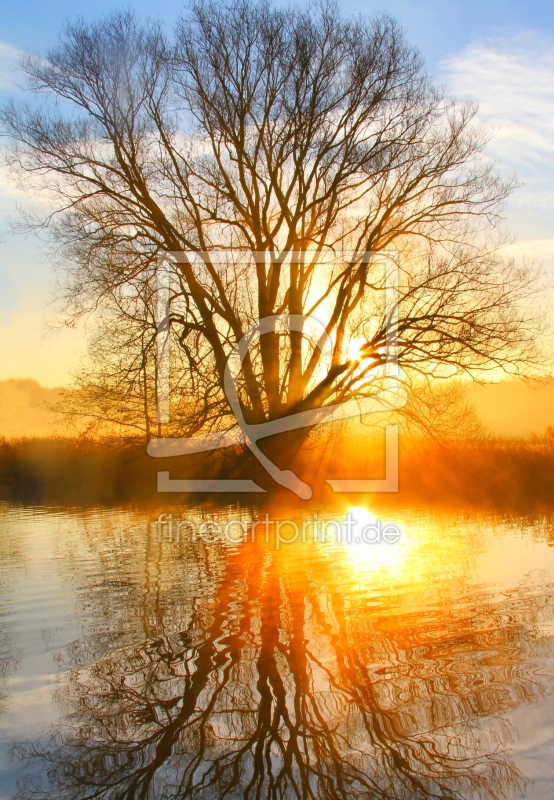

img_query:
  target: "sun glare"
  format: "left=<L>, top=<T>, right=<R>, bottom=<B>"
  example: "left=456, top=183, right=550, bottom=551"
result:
left=347, top=337, right=367, bottom=363
left=337, top=506, right=462, bottom=592
left=340, top=506, right=408, bottom=575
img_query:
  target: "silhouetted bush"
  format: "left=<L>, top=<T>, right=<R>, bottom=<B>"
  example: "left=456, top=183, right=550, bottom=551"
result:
left=1, top=434, right=554, bottom=510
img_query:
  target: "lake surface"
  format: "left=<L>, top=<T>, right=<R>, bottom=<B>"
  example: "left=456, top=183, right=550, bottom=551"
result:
left=1, top=501, right=554, bottom=799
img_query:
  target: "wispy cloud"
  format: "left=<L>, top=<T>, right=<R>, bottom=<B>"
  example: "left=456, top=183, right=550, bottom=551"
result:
left=441, top=32, right=554, bottom=168
left=503, top=237, right=554, bottom=262
left=0, top=40, right=26, bottom=91
left=441, top=33, right=554, bottom=246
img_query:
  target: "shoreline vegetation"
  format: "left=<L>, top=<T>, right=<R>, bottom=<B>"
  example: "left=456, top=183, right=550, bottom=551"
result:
left=2, top=430, right=554, bottom=511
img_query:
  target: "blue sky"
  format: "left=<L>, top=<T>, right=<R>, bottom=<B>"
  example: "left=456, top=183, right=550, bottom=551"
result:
left=1, top=0, right=554, bottom=70
left=1, top=0, right=554, bottom=384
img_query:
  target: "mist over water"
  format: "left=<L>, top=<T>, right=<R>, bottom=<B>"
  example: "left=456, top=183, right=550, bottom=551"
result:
left=1, top=502, right=554, bottom=799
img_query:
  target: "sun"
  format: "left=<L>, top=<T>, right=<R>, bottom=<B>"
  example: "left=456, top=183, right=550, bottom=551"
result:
left=347, top=337, right=367, bottom=363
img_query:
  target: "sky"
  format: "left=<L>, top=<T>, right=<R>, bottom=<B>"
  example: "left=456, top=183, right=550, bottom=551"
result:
left=0, top=0, right=554, bottom=387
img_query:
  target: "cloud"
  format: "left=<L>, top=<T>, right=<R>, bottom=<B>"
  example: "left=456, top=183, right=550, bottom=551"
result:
left=0, top=41, right=26, bottom=91
left=441, top=32, right=554, bottom=168
left=440, top=33, right=554, bottom=245
left=503, top=238, right=554, bottom=259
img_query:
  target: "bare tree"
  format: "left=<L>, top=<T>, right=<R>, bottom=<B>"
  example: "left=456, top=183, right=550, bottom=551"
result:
left=1, top=1, right=545, bottom=455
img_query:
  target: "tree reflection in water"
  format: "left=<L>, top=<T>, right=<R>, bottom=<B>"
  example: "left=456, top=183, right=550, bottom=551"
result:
left=12, top=509, right=554, bottom=800
left=0, top=509, right=27, bottom=721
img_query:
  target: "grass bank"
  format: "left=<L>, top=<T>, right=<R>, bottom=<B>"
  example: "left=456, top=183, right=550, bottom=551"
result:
left=1, top=433, right=554, bottom=511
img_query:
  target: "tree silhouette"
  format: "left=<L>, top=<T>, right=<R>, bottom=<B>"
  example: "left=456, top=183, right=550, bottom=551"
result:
left=1, top=2, right=545, bottom=455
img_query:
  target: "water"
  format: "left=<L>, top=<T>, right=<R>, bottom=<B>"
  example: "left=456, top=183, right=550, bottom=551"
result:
left=1, top=501, right=554, bottom=799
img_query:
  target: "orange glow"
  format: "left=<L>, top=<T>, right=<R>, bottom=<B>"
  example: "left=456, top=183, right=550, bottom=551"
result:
left=347, top=336, right=367, bottom=363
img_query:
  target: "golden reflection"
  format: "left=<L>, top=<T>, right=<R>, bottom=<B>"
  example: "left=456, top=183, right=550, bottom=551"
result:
left=308, top=506, right=473, bottom=615
left=340, top=505, right=414, bottom=579
left=10, top=505, right=554, bottom=800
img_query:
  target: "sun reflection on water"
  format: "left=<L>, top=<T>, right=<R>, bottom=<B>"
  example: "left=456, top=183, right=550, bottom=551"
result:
left=324, top=505, right=472, bottom=603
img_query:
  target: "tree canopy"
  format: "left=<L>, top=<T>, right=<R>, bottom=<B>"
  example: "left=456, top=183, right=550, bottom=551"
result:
left=1, top=1, right=545, bottom=448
